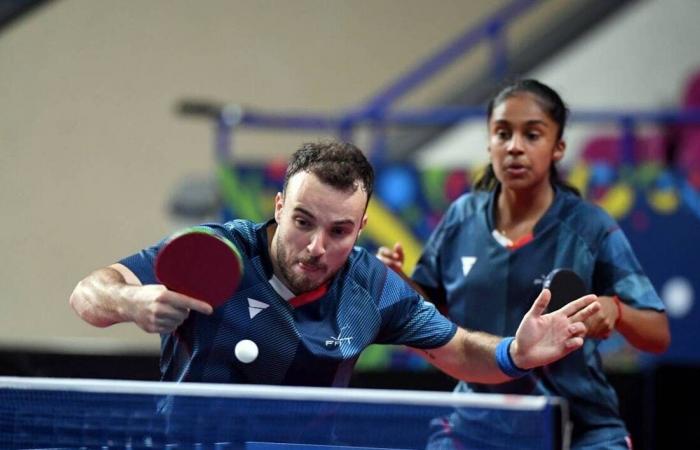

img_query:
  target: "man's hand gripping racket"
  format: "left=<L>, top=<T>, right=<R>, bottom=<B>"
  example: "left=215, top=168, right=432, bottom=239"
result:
left=132, top=227, right=244, bottom=334
left=509, top=269, right=599, bottom=370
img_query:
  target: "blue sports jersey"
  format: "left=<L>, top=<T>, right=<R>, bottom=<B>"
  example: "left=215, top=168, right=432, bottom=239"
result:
left=120, top=219, right=456, bottom=387
left=414, top=186, right=664, bottom=448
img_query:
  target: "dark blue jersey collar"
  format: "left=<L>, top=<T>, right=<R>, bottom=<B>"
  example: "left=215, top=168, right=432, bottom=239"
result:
left=484, top=183, right=571, bottom=237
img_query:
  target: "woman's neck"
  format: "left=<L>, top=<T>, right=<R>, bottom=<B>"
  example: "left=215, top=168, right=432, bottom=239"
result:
left=496, top=181, right=554, bottom=239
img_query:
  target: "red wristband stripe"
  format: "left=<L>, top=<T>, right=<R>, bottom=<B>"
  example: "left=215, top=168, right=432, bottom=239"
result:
left=613, top=295, right=623, bottom=328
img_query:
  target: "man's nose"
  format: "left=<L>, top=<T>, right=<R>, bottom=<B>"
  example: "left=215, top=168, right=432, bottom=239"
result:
left=307, top=231, right=326, bottom=257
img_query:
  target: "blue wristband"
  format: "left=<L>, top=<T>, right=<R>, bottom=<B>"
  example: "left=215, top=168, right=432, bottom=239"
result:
left=495, top=337, right=531, bottom=378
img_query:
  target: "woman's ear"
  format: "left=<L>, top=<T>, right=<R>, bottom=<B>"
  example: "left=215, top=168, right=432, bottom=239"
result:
left=553, top=140, right=566, bottom=163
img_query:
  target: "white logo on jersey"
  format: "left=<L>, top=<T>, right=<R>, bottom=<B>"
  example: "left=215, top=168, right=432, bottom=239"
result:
left=325, top=325, right=354, bottom=348
left=247, top=298, right=269, bottom=319
left=534, top=273, right=547, bottom=286
left=461, top=256, right=477, bottom=276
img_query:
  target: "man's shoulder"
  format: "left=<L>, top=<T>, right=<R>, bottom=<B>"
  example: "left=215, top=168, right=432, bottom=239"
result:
left=345, top=247, right=418, bottom=302
left=205, top=219, right=270, bottom=257
left=220, top=218, right=265, bottom=235
left=346, top=246, right=387, bottom=282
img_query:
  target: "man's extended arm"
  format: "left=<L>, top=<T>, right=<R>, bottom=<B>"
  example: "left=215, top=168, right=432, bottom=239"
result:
left=416, top=289, right=598, bottom=384
left=69, top=263, right=212, bottom=333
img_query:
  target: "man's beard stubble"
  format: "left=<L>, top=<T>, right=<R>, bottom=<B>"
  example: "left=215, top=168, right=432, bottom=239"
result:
left=274, top=235, right=327, bottom=294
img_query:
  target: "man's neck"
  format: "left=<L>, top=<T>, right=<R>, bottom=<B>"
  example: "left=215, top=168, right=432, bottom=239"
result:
left=266, top=222, right=286, bottom=285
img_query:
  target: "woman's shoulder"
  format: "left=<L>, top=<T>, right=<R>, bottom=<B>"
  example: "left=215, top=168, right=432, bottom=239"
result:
left=444, top=190, right=490, bottom=221
left=557, top=190, right=619, bottom=234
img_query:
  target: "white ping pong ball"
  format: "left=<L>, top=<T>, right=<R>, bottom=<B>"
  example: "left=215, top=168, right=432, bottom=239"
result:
left=235, top=339, right=258, bottom=363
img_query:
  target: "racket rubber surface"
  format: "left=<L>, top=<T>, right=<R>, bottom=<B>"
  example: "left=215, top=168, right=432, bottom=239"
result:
left=543, top=268, right=587, bottom=313
left=155, top=227, right=243, bottom=308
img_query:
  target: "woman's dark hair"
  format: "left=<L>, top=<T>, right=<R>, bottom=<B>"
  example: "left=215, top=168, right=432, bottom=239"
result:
left=284, top=141, right=374, bottom=207
left=473, top=79, right=580, bottom=196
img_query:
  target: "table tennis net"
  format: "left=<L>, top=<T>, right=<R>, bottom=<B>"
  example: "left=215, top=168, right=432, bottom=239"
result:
left=0, top=377, right=568, bottom=450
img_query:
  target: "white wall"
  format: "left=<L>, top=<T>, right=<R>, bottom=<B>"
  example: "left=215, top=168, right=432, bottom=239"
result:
left=419, top=0, right=700, bottom=169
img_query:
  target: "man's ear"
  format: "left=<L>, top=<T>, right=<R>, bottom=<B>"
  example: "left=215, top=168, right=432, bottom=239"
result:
left=553, top=140, right=566, bottom=163
left=358, top=213, right=368, bottom=236
left=274, top=192, right=284, bottom=222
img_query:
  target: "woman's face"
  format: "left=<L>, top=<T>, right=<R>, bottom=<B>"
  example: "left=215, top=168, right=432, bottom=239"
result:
left=488, top=92, right=565, bottom=192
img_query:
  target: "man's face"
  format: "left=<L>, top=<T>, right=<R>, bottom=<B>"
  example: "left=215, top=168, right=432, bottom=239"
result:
left=271, top=171, right=368, bottom=294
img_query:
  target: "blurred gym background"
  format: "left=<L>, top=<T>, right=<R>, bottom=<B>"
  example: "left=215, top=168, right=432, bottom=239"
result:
left=1, top=1, right=699, bottom=448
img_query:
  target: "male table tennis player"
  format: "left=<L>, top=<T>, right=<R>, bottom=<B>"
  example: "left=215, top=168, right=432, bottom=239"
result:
left=70, top=141, right=599, bottom=386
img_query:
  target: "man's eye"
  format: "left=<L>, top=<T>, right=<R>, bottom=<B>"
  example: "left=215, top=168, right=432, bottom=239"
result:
left=331, top=228, right=349, bottom=237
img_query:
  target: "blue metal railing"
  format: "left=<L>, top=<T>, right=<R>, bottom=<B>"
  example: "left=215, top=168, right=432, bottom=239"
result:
left=349, top=0, right=536, bottom=118
left=196, top=105, right=700, bottom=166
left=175, top=0, right=700, bottom=167
left=179, top=0, right=542, bottom=164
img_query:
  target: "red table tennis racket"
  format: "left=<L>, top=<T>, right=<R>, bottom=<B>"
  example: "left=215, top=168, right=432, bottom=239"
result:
left=155, top=227, right=243, bottom=308
left=543, top=268, right=587, bottom=313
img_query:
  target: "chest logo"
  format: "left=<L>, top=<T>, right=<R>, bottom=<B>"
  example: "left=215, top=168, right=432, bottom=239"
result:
left=325, top=325, right=354, bottom=348
left=247, top=298, right=269, bottom=319
left=461, top=257, right=477, bottom=276
left=534, top=273, right=547, bottom=286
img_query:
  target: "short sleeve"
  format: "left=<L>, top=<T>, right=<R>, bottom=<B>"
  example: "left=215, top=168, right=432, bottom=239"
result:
left=375, top=267, right=457, bottom=349
left=413, top=213, right=457, bottom=308
left=593, top=226, right=665, bottom=311
left=119, top=242, right=162, bottom=285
